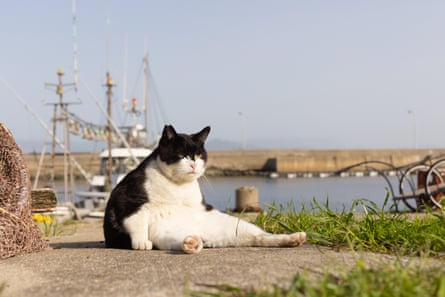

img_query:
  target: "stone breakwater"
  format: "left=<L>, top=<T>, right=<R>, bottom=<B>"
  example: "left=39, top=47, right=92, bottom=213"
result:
left=24, top=152, right=100, bottom=181
left=206, top=149, right=445, bottom=176
left=24, top=149, right=445, bottom=180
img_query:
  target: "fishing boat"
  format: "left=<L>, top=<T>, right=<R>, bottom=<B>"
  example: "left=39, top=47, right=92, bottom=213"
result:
left=74, top=126, right=154, bottom=216
left=13, top=1, right=161, bottom=219
left=72, top=67, right=159, bottom=217
left=33, top=55, right=160, bottom=219
left=75, top=149, right=152, bottom=215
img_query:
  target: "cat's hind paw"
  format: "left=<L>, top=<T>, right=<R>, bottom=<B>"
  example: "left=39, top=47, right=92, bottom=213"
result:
left=131, top=239, right=153, bottom=250
left=182, top=235, right=203, bottom=254
left=289, top=232, right=307, bottom=247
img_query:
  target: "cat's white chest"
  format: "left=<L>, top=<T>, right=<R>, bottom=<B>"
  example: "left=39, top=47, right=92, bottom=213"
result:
left=143, top=165, right=203, bottom=208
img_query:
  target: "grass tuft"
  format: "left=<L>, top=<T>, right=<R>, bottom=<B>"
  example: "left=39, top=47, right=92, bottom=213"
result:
left=191, top=196, right=445, bottom=297
left=191, top=260, right=445, bottom=297
left=252, top=195, right=445, bottom=256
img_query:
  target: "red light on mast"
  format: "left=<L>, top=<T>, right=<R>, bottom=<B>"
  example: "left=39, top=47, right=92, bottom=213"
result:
left=131, top=98, right=138, bottom=113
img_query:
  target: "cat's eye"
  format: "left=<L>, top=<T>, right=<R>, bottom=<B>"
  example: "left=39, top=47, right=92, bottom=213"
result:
left=178, top=154, right=185, bottom=159
left=195, top=153, right=202, bottom=159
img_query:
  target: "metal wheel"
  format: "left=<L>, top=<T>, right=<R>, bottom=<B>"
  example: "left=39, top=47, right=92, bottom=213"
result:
left=425, top=159, right=445, bottom=210
left=399, top=165, right=428, bottom=211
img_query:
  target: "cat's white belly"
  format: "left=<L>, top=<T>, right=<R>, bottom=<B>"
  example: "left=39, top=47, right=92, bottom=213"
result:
left=124, top=202, right=306, bottom=252
left=147, top=206, right=267, bottom=250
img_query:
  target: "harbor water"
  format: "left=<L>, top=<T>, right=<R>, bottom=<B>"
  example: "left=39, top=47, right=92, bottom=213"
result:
left=200, top=175, right=400, bottom=212
left=65, top=175, right=404, bottom=213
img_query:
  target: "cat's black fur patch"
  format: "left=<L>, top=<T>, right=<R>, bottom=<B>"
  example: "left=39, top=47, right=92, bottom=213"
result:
left=103, top=125, right=211, bottom=249
left=158, top=125, right=209, bottom=165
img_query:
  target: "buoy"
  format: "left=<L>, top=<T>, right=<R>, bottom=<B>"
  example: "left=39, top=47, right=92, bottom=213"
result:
left=235, top=186, right=261, bottom=212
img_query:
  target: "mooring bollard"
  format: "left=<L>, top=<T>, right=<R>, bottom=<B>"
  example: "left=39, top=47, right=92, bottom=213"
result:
left=235, top=186, right=261, bottom=212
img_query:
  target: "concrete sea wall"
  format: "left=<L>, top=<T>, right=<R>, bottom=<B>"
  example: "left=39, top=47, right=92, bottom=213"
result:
left=24, top=149, right=445, bottom=180
left=206, top=149, right=445, bottom=175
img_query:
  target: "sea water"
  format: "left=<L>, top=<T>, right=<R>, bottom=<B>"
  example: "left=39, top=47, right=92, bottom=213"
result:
left=65, top=175, right=407, bottom=213
left=199, top=175, right=402, bottom=212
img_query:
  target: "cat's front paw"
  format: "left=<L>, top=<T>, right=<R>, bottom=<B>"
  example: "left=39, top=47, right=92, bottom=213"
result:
left=131, top=239, right=153, bottom=250
left=182, top=235, right=203, bottom=254
left=290, top=232, right=307, bottom=247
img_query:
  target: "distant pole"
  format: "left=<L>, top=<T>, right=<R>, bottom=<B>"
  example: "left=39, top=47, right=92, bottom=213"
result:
left=143, top=52, right=149, bottom=145
left=50, top=103, right=57, bottom=187
left=408, top=110, right=417, bottom=149
left=72, top=0, right=78, bottom=90
left=44, top=68, right=76, bottom=205
left=238, top=112, right=246, bottom=150
left=105, top=72, right=115, bottom=191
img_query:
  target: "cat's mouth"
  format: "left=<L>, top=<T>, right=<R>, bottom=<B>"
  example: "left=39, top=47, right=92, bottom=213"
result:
left=188, top=169, right=203, bottom=176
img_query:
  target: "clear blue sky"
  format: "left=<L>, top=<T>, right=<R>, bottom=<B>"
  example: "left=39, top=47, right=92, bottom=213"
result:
left=1, top=1, right=445, bottom=152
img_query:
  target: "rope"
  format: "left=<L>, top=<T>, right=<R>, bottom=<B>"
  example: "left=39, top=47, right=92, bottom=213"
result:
left=0, top=206, right=29, bottom=230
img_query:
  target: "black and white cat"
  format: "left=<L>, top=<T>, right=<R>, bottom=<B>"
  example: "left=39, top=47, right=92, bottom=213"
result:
left=103, top=125, right=306, bottom=253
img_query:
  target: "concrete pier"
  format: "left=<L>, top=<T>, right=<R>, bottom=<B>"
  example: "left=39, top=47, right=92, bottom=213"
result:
left=23, top=149, right=445, bottom=180
left=206, top=149, right=445, bottom=175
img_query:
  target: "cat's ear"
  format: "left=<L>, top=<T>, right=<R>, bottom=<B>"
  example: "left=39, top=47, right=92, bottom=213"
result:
left=161, top=125, right=177, bottom=142
left=193, top=126, right=211, bottom=143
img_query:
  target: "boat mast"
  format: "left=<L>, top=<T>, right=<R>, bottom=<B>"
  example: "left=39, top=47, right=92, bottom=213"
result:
left=143, top=51, right=148, bottom=145
left=72, top=0, right=79, bottom=91
left=44, top=68, right=77, bottom=204
left=122, top=36, right=128, bottom=112
left=105, top=72, right=115, bottom=191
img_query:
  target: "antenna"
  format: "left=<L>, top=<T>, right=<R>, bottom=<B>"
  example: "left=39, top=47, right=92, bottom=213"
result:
left=122, top=35, right=128, bottom=110
left=143, top=50, right=149, bottom=138
left=72, top=0, right=78, bottom=91
left=105, top=16, right=111, bottom=72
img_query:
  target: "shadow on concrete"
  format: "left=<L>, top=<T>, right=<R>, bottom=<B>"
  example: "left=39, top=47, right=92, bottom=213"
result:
left=50, top=241, right=187, bottom=254
left=50, top=241, right=105, bottom=249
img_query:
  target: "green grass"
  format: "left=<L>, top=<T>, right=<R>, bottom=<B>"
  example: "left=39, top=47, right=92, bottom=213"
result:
left=191, top=260, right=445, bottom=297
left=253, top=195, right=445, bottom=256
left=191, top=195, right=445, bottom=296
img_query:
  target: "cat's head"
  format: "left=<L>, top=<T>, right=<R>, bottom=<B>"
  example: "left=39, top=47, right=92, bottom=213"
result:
left=157, top=125, right=210, bottom=183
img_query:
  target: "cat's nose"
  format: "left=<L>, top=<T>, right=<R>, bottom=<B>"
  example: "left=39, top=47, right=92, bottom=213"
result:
left=190, top=162, right=196, bottom=170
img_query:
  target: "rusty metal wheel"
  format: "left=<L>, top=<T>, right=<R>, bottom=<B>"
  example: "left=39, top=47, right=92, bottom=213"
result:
left=425, top=159, right=445, bottom=210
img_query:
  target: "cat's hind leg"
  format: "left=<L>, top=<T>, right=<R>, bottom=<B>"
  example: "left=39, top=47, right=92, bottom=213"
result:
left=253, top=232, right=307, bottom=247
left=149, top=215, right=203, bottom=253
left=199, top=210, right=307, bottom=248
left=182, top=235, right=204, bottom=254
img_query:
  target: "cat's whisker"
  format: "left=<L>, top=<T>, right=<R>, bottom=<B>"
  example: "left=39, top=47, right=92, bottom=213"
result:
left=200, top=174, right=216, bottom=195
